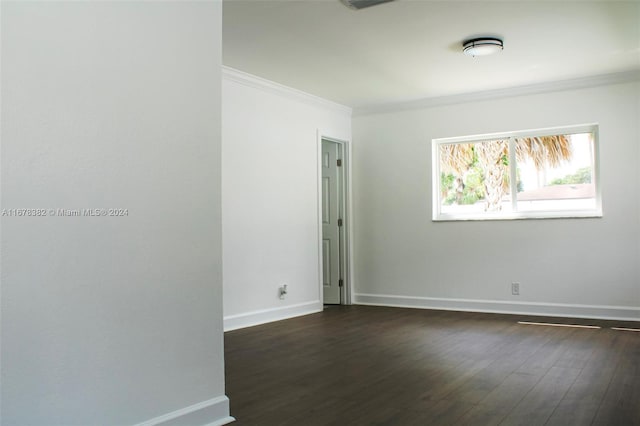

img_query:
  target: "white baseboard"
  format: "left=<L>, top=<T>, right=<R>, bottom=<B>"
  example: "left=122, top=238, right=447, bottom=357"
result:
left=206, top=416, right=236, bottom=426
left=224, top=301, right=323, bottom=331
left=134, top=396, right=234, bottom=426
left=354, top=293, right=640, bottom=322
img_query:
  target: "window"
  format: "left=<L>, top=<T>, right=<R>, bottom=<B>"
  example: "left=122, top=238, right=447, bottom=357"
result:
left=432, top=124, right=601, bottom=221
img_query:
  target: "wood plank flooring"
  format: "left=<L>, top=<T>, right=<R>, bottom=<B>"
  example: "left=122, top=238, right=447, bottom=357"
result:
left=224, top=306, right=640, bottom=425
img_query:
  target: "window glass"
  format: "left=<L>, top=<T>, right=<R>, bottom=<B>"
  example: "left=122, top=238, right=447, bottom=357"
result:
left=439, top=139, right=512, bottom=215
left=433, top=125, right=600, bottom=221
left=515, top=133, right=596, bottom=212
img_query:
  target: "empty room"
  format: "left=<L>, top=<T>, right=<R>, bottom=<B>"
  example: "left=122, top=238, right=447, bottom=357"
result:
left=1, top=0, right=639, bottom=425
left=222, top=0, right=639, bottom=424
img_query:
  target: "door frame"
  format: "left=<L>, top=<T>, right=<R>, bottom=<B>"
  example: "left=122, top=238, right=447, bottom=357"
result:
left=317, top=131, right=353, bottom=306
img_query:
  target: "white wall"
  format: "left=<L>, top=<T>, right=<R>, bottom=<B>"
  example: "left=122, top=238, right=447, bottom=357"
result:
left=222, top=69, right=351, bottom=330
left=352, top=81, right=640, bottom=320
left=1, top=2, right=232, bottom=425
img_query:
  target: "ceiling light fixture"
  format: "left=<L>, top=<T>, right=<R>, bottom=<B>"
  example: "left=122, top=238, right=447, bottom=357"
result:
left=463, top=37, right=503, bottom=57
left=340, top=0, right=394, bottom=10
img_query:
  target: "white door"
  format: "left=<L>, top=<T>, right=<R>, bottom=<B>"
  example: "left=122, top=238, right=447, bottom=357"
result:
left=322, top=140, right=343, bottom=304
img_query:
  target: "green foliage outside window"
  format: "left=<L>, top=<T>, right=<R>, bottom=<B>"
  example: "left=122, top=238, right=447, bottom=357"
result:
left=550, top=167, right=592, bottom=185
left=440, top=147, right=486, bottom=206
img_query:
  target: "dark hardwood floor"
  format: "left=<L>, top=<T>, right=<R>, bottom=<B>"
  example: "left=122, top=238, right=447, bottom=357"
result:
left=224, top=306, right=640, bottom=425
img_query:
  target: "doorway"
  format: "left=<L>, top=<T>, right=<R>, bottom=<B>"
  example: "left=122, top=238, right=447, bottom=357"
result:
left=320, top=138, right=349, bottom=305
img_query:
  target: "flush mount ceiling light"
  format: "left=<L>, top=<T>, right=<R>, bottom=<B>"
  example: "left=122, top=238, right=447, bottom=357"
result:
left=463, top=37, right=503, bottom=57
left=340, top=0, right=394, bottom=10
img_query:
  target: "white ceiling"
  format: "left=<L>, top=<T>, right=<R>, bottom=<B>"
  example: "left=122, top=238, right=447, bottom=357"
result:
left=223, top=0, right=640, bottom=108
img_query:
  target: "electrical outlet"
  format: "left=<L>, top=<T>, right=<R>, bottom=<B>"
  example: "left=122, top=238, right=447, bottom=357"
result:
left=511, top=282, right=520, bottom=296
left=279, top=284, right=288, bottom=300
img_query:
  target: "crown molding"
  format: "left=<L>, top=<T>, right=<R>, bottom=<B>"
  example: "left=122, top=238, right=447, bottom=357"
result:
left=354, top=69, right=640, bottom=117
left=222, top=66, right=352, bottom=116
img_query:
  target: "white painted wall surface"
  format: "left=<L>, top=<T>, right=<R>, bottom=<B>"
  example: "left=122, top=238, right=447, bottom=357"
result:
left=222, top=69, right=351, bottom=329
left=352, top=82, right=640, bottom=320
left=1, top=2, right=231, bottom=425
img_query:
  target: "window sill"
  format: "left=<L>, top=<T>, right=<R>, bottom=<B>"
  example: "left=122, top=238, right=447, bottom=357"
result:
left=433, top=209, right=603, bottom=222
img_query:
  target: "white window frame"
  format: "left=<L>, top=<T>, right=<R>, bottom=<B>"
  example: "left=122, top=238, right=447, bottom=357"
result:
left=432, top=124, right=602, bottom=221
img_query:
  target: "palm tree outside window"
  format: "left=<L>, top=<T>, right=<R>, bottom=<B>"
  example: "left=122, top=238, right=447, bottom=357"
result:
left=432, top=124, right=601, bottom=221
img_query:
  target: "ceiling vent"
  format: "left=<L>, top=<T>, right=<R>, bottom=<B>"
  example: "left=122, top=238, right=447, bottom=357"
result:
left=340, top=0, right=395, bottom=10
